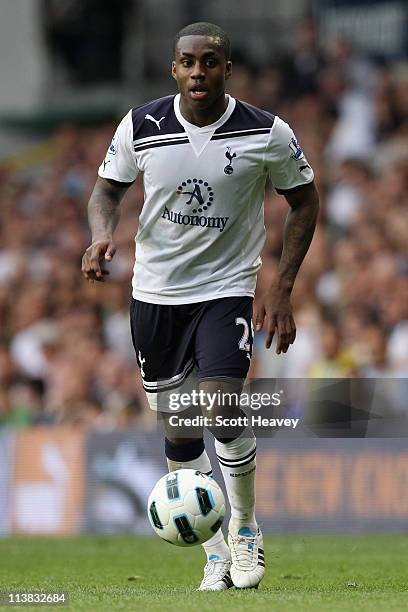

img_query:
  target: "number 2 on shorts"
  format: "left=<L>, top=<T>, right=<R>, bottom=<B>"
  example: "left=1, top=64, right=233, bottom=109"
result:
left=235, top=317, right=252, bottom=352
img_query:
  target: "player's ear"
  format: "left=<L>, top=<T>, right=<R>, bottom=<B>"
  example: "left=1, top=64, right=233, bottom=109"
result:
left=171, top=61, right=177, bottom=80
left=225, top=61, right=232, bottom=81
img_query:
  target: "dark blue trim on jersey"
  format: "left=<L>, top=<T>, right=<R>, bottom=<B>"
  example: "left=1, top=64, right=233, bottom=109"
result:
left=133, top=129, right=271, bottom=153
left=211, top=128, right=270, bottom=141
left=134, top=136, right=189, bottom=152
left=214, top=99, right=275, bottom=134
left=130, top=96, right=274, bottom=152
left=134, top=128, right=273, bottom=153
left=131, top=95, right=184, bottom=141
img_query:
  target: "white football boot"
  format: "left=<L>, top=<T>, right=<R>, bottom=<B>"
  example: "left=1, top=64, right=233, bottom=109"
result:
left=228, top=525, right=265, bottom=589
left=197, top=555, right=233, bottom=591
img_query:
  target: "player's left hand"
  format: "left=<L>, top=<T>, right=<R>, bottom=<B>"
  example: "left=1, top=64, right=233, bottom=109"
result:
left=253, top=287, right=296, bottom=354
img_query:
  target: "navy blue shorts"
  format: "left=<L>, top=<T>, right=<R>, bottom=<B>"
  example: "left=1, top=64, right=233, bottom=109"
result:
left=130, top=297, right=253, bottom=410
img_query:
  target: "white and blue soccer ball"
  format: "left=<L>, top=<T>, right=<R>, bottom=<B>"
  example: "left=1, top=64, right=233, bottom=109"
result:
left=147, top=469, right=225, bottom=546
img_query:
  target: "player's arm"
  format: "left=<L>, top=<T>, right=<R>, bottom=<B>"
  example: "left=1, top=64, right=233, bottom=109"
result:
left=255, top=180, right=319, bottom=353
left=81, top=177, right=130, bottom=283
left=82, top=110, right=138, bottom=283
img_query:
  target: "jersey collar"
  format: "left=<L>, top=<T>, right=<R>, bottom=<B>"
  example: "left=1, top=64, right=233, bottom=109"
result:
left=174, top=94, right=236, bottom=157
left=174, top=94, right=236, bottom=133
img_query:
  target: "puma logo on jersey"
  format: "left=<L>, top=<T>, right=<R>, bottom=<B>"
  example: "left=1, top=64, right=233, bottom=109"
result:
left=145, top=114, right=165, bottom=130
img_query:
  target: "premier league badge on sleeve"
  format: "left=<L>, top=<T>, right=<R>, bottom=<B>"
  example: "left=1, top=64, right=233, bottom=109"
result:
left=288, top=137, right=304, bottom=160
left=108, top=133, right=118, bottom=155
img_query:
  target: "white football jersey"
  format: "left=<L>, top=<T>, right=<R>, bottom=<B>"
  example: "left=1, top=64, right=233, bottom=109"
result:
left=98, top=94, right=314, bottom=304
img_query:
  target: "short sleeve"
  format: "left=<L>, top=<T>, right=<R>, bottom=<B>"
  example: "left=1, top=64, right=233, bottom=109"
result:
left=265, top=116, right=314, bottom=194
left=98, top=110, right=139, bottom=183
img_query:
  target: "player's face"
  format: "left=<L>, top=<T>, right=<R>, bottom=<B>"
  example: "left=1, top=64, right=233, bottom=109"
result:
left=172, top=35, right=231, bottom=111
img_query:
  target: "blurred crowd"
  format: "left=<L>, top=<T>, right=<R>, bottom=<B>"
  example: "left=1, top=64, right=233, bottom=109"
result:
left=0, top=20, right=407, bottom=428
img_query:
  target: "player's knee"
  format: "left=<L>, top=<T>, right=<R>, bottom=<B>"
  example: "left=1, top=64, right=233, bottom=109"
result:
left=200, top=376, right=250, bottom=442
left=199, top=377, right=243, bottom=414
left=199, top=377, right=244, bottom=430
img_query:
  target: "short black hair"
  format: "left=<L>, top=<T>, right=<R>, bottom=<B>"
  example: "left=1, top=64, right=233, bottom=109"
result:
left=174, top=22, right=231, bottom=60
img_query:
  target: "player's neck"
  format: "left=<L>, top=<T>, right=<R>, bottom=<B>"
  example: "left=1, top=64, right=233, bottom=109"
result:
left=179, top=93, right=229, bottom=127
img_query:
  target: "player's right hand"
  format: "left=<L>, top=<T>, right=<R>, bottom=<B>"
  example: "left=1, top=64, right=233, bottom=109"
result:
left=81, top=239, right=116, bottom=283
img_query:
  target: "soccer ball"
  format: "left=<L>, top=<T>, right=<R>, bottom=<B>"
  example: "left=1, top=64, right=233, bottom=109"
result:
left=147, top=469, right=225, bottom=546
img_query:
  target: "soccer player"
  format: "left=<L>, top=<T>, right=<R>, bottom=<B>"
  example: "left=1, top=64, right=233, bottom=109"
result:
left=82, top=22, right=319, bottom=591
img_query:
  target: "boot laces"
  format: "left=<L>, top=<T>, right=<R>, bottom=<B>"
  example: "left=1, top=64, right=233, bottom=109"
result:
left=230, top=534, right=258, bottom=569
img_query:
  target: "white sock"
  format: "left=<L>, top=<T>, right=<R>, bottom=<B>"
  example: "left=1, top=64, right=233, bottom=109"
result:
left=166, top=449, right=230, bottom=561
left=166, top=449, right=213, bottom=476
left=215, top=431, right=257, bottom=534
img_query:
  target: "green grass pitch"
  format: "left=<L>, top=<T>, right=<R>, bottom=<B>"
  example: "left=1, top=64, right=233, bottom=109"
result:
left=0, top=535, right=407, bottom=611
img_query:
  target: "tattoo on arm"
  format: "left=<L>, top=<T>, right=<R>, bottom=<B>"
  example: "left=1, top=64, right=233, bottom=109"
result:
left=278, top=182, right=319, bottom=291
left=88, top=178, right=129, bottom=241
